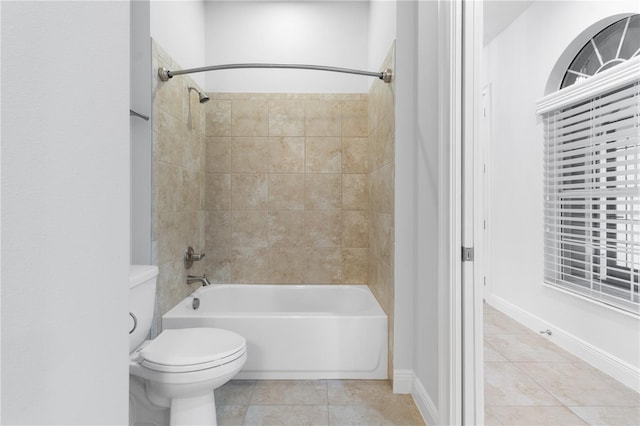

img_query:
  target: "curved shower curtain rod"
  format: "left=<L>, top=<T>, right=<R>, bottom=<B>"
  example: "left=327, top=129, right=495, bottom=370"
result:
left=158, top=63, right=393, bottom=83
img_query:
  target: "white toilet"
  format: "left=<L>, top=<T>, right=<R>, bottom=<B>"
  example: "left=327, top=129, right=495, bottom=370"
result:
left=129, top=265, right=247, bottom=426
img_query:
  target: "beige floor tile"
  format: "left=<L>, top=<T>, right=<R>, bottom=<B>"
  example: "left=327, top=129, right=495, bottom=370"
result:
left=243, top=405, right=329, bottom=426
left=569, top=406, right=640, bottom=426
left=216, top=380, right=256, bottom=406
left=515, top=362, right=640, bottom=407
left=217, top=405, right=248, bottom=426
left=483, top=406, right=504, bottom=425
left=484, top=304, right=640, bottom=426
left=484, top=341, right=508, bottom=362
left=484, top=309, right=533, bottom=335
left=329, top=404, right=425, bottom=426
left=485, top=362, right=561, bottom=406
left=327, top=380, right=405, bottom=406
left=250, top=380, right=328, bottom=405
left=485, top=333, right=578, bottom=363
left=489, top=406, right=587, bottom=425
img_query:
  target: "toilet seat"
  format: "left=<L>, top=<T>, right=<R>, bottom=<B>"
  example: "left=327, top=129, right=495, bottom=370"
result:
left=139, top=328, right=246, bottom=374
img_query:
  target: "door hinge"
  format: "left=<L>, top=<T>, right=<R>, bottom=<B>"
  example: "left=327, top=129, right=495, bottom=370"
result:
left=462, top=247, right=474, bottom=262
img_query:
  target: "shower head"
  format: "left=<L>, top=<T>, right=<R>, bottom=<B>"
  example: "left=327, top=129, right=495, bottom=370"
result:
left=188, top=86, right=210, bottom=104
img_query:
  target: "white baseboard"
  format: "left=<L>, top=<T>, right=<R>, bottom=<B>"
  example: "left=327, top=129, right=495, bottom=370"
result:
left=487, top=295, right=640, bottom=393
left=392, top=369, right=414, bottom=394
left=393, top=370, right=438, bottom=425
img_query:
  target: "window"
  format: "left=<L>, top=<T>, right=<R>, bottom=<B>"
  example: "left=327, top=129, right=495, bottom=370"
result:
left=537, top=15, right=640, bottom=314
left=561, top=15, right=639, bottom=89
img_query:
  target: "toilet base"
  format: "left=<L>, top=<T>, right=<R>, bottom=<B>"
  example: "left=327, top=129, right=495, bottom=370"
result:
left=170, top=393, right=217, bottom=426
left=129, top=376, right=170, bottom=426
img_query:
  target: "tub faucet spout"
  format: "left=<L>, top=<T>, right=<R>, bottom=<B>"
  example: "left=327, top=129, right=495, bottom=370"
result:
left=187, top=274, right=211, bottom=286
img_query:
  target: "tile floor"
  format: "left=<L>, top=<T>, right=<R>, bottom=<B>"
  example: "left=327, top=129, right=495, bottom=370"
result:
left=214, top=379, right=425, bottom=426
left=484, top=303, right=640, bottom=425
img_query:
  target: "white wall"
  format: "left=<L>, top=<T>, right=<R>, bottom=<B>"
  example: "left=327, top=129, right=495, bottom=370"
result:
left=1, top=2, right=130, bottom=423
left=150, top=0, right=206, bottom=88
left=131, top=0, right=153, bottom=265
left=413, top=0, right=441, bottom=404
left=394, top=0, right=441, bottom=422
left=203, top=1, right=370, bottom=93
left=484, top=0, right=640, bottom=389
left=369, top=0, right=397, bottom=74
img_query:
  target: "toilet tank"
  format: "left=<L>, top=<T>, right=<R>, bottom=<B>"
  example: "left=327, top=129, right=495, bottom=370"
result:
left=129, top=265, right=159, bottom=352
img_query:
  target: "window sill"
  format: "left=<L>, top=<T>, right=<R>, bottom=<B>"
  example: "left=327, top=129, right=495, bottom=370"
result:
left=543, top=282, right=640, bottom=319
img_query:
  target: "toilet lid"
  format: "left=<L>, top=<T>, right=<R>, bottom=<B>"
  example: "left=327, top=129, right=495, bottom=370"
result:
left=140, top=328, right=246, bottom=372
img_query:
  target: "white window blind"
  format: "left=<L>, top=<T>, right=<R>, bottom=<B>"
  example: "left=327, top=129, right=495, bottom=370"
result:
left=541, top=75, right=639, bottom=314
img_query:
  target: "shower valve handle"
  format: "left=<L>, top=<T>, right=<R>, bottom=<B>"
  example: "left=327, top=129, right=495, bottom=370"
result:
left=184, top=247, right=205, bottom=268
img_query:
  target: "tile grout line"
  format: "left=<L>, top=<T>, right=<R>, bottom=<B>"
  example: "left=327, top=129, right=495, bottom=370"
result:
left=240, top=381, right=257, bottom=426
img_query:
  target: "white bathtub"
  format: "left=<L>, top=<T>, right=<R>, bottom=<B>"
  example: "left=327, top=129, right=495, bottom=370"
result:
left=162, top=284, right=387, bottom=380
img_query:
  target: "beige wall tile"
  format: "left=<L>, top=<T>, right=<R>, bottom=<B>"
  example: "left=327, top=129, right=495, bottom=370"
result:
left=156, top=259, right=192, bottom=314
left=368, top=127, right=382, bottom=171
left=369, top=165, right=394, bottom=214
left=181, top=169, right=204, bottom=212
left=231, top=174, right=267, bottom=210
left=182, top=87, right=391, bottom=292
left=269, top=211, right=304, bottom=247
left=342, top=174, right=369, bottom=211
left=155, top=212, right=183, bottom=265
left=153, top=109, right=185, bottom=166
left=184, top=133, right=206, bottom=173
left=305, top=101, right=341, bottom=136
left=304, top=211, right=342, bottom=248
left=231, top=99, right=269, bottom=136
left=231, top=211, right=269, bottom=248
left=231, top=137, right=269, bottom=173
left=305, top=174, right=341, bottom=210
left=206, top=137, right=231, bottom=173
left=379, top=112, right=395, bottom=167
left=342, top=137, right=368, bottom=173
left=268, top=174, right=305, bottom=211
left=205, top=211, right=232, bottom=248
left=203, top=247, right=231, bottom=284
left=269, top=248, right=306, bottom=283
left=366, top=47, right=395, bottom=379
left=306, top=137, right=341, bottom=173
left=269, top=100, right=305, bottom=136
left=269, top=137, right=305, bottom=173
left=205, top=174, right=230, bottom=211
left=306, top=248, right=342, bottom=283
left=154, top=79, right=184, bottom=123
left=368, top=256, right=393, bottom=315
left=343, top=211, right=368, bottom=248
left=342, top=248, right=368, bottom=284
left=205, top=99, right=231, bottom=137
left=342, top=100, right=368, bottom=137
left=154, top=162, right=183, bottom=213
left=369, top=212, right=393, bottom=262
left=231, top=247, right=269, bottom=283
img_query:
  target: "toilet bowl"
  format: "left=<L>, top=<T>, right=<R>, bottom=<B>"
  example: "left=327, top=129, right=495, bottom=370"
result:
left=129, top=265, right=246, bottom=426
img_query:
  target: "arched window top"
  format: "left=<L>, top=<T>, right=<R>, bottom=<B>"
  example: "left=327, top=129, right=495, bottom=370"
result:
left=561, top=14, right=639, bottom=89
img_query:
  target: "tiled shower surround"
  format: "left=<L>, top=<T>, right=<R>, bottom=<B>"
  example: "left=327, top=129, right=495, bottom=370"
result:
left=151, top=41, right=207, bottom=325
left=151, top=40, right=395, bottom=374
left=203, top=92, right=370, bottom=285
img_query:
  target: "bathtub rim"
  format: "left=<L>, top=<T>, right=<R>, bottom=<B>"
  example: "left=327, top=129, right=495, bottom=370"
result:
left=163, top=283, right=387, bottom=318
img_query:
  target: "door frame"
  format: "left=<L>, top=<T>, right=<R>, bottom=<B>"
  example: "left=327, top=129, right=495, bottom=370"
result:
left=462, top=0, right=485, bottom=423
left=437, top=1, right=485, bottom=423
